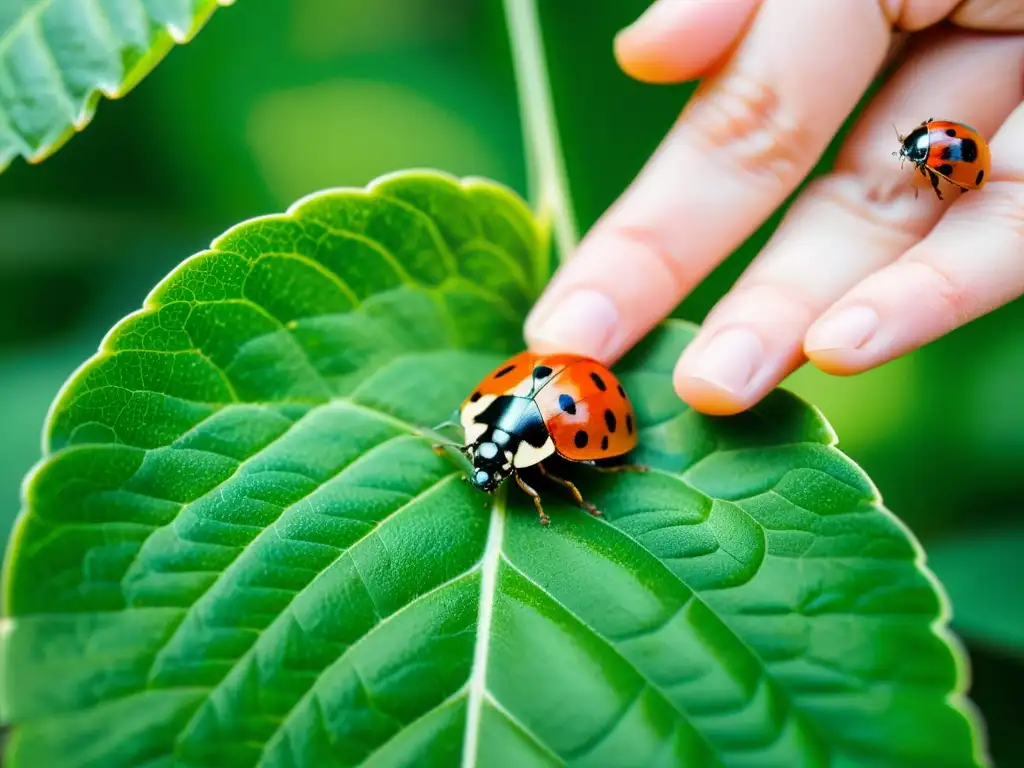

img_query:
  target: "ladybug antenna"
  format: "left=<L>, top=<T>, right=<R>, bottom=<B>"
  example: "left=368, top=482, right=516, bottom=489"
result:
left=891, top=123, right=906, bottom=164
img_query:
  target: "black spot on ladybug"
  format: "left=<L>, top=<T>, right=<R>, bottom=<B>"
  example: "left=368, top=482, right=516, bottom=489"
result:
left=574, top=430, right=589, bottom=449
left=936, top=163, right=954, bottom=177
left=617, top=384, right=626, bottom=398
left=558, top=394, right=576, bottom=415
left=946, top=128, right=957, bottom=137
left=940, top=145, right=954, bottom=161
left=533, top=365, right=552, bottom=379
left=601, top=435, right=609, bottom=451
left=495, top=364, right=515, bottom=378
left=976, top=169, right=985, bottom=186
left=625, top=414, right=634, bottom=435
left=470, top=391, right=482, bottom=402
left=604, top=409, right=616, bottom=433
left=590, top=372, right=607, bottom=391
left=960, top=138, right=978, bottom=163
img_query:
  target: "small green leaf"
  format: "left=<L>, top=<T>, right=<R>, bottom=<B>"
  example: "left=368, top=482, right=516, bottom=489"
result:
left=0, top=0, right=233, bottom=172
left=1, top=171, right=987, bottom=767
left=927, top=525, right=1024, bottom=657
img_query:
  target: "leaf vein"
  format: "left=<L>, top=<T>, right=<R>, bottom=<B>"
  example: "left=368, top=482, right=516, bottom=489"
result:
left=499, top=555, right=728, bottom=768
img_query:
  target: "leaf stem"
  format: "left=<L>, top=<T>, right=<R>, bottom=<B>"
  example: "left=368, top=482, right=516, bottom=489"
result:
left=503, top=0, right=579, bottom=264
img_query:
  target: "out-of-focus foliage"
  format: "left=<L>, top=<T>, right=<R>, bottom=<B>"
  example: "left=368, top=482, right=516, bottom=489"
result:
left=927, top=525, right=1024, bottom=658
left=0, top=0, right=1020, bottom=764
left=0, top=0, right=232, bottom=171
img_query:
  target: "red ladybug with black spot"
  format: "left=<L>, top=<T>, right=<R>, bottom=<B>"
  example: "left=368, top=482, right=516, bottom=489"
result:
left=895, top=118, right=991, bottom=201
left=433, top=351, right=647, bottom=525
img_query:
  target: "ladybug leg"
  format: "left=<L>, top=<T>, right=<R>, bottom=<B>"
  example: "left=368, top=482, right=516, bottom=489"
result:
left=585, top=461, right=650, bottom=474
left=514, top=472, right=550, bottom=526
left=537, top=463, right=602, bottom=518
left=430, top=441, right=469, bottom=456
left=927, top=169, right=944, bottom=200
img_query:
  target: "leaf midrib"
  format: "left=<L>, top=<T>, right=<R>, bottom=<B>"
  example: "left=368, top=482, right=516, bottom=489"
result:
left=460, top=488, right=506, bottom=767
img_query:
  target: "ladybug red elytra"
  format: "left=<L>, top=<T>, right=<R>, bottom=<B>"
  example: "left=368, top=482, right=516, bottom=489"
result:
left=432, top=351, right=647, bottom=525
left=895, top=118, right=991, bottom=201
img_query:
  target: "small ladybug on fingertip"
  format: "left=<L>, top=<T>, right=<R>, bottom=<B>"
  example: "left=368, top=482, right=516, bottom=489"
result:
left=430, top=351, right=648, bottom=525
left=894, top=118, right=991, bottom=201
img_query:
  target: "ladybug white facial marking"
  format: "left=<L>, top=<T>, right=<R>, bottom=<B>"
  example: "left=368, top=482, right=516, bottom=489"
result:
left=510, top=437, right=555, bottom=469
left=460, top=392, right=496, bottom=445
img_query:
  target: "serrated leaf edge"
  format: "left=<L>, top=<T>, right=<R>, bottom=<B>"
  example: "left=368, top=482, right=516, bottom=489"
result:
left=768, top=383, right=990, bottom=768
left=0, top=170, right=989, bottom=766
left=1, top=169, right=541, bottom=604
left=0, top=0, right=235, bottom=172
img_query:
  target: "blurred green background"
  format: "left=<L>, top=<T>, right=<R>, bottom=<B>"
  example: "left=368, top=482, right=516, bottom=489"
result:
left=0, top=1, right=1020, bottom=763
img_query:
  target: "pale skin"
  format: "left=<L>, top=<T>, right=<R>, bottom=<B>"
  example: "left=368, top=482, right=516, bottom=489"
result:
left=524, top=0, right=1024, bottom=416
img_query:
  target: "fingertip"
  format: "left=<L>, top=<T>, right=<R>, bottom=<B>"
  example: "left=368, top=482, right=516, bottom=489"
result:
left=674, top=375, right=751, bottom=416
left=673, top=326, right=768, bottom=416
left=614, top=0, right=761, bottom=84
left=803, top=304, right=881, bottom=374
left=804, top=349, right=868, bottom=375
left=523, top=288, right=621, bottom=362
left=613, top=31, right=675, bottom=85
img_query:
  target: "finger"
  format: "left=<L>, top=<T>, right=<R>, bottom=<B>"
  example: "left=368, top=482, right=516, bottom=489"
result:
left=805, top=99, right=1024, bottom=374
left=882, top=0, right=960, bottom=30
left=950, top=0, right=1024, bottom=30
left=673, top=29, right=1024, bottom=415
left=614, top=0, right=762, bottom=84
left=524, top=0, right=891, bottom=364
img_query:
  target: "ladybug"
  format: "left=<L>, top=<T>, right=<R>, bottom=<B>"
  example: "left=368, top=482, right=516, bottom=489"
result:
left=894, top=118, right=990, bottom=201
left=432, top=351, right=647, bottom=525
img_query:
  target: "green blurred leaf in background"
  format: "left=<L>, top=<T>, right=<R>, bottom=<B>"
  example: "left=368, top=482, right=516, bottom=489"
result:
left=0, top=0, right=233, bottom=172
left=928, top=525, right=1024, bottom=660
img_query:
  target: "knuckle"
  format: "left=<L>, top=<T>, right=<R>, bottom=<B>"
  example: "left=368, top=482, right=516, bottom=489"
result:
left=686, top=71, right=815, bottom=182
left=902, top=257, right=975, bottom=323
left=609, top=224, right=691, bottom=297
left=713, top=280, right=822, bottom=327
left=803, top=173, right=937, bottom=240
left=951, top=0, right=1024, bottom=30
left=976, top=182, right=1024, bottom=243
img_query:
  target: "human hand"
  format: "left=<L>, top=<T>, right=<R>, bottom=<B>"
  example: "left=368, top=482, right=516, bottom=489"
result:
left=524, top=0, right=1024, bottom=416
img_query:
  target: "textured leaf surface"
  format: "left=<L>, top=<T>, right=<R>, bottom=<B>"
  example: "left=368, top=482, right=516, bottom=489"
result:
left=1, top=171, right=986, bottom=767
left=0, top=0, right=232, bottom=172
left=928, top=525, right=1024, bottom=657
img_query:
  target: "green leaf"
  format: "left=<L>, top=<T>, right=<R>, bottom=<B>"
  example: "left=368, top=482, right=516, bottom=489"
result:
left=1, top=171, right=987, bottom=767
left=0, top=0, right=233, bottom=172
left=926, top=526, right=1024, bottom=657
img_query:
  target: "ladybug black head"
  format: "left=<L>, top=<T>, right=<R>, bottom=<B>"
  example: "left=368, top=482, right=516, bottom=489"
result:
left=469, top=440, right=511, bottom=492
left=898, top=126, right=929, bottom=165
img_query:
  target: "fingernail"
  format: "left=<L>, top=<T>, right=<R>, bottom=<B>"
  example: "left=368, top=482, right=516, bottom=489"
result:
left=527, top=289, right=619, bottom=358
left=617, top=0, right=680, bottom=42
left=687, top=327, right=764, bottom=396
left=805, top=306, right=879, bottom=352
